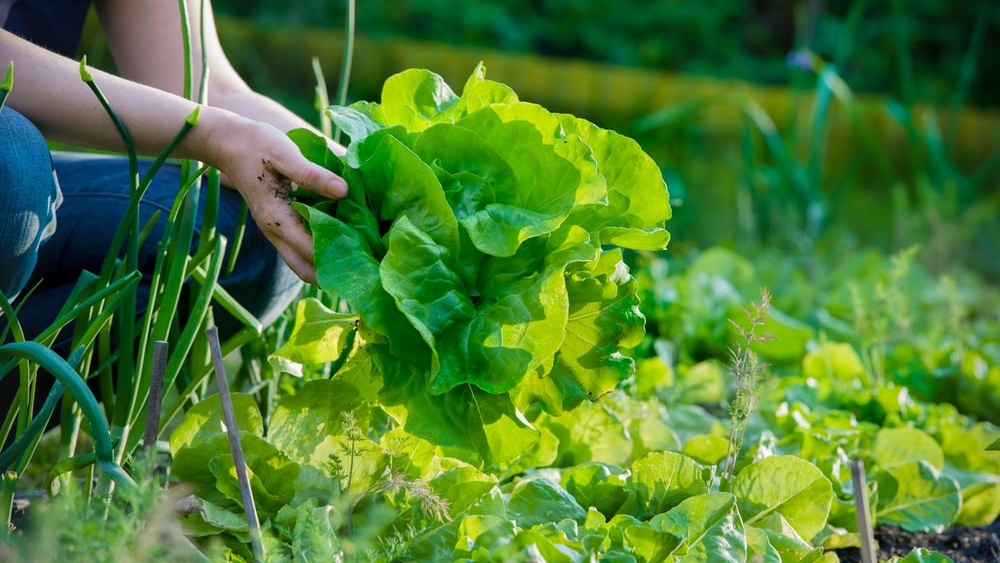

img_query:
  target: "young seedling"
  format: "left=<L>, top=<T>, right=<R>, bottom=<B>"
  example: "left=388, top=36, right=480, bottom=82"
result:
left=722, top=288, right=774, bottom=481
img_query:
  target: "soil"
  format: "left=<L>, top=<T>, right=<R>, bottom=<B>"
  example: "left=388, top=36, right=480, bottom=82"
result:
left=833, top=519, right=1000, bottom=563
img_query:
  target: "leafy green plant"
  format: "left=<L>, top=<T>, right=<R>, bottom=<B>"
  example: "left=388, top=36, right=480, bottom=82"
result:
left=281, top=63, right=672, bottom=463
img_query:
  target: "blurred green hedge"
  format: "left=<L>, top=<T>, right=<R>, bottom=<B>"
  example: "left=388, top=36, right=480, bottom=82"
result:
left=213, top=0, right=999, bottom=108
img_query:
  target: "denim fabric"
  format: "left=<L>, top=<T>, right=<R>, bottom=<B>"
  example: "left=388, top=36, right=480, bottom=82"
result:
left=1, top=110, right=303, bottom=348
left=0, top=106, right=61, bottom=301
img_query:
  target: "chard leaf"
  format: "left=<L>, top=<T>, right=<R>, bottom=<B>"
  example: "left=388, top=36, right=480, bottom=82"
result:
left=875, top=460, right=961, bottom=533
left=731, top=454, right=834, bottom=541
left=651, top=492, right=746, bottom=563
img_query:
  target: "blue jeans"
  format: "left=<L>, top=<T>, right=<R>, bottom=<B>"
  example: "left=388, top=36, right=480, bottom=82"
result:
left=0, top=106, right=302, bottom=347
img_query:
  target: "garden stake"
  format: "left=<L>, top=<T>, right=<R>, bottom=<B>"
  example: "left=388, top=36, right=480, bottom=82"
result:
left=206, top=325, right=265, bottom=562
left=142, top=341, right=169, bottom=450
left=851, top=458, right=877, bottom=563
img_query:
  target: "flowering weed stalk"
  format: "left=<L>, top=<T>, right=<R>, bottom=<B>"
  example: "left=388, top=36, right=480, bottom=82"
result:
left=723, top=289, right=774, bottom=481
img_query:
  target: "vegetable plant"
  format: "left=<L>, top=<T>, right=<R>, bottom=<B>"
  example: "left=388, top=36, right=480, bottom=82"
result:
left=281, top=63, right=672, bottom=464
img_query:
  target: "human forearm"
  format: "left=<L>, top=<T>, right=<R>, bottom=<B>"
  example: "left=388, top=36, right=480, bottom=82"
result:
left=2, top=29, right=347, bottom=283
left=1, top=30, right=205, bottom=158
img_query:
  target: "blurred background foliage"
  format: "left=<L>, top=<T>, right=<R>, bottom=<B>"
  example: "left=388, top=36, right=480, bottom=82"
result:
left=201, top=0, right=999, bottom=281
left=214, top=0, right=999, bottom=108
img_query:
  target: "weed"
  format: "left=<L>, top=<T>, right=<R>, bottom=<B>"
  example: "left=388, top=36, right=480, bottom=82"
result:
left=722, top=288, right=774, bottom=481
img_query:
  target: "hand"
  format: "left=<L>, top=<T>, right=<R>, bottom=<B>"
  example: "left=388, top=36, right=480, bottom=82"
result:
left=206, top=114, right=348, bottom=284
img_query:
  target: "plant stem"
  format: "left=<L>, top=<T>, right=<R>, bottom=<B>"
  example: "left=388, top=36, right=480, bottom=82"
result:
left=333, top=0, right=356, bottom=144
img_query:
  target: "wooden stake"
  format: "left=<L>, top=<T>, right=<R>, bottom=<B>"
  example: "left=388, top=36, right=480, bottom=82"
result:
left=142, top=340, right=169, bottom=450
left=852, top=457, right=877, bottom=563
left=206, top=326, right=264, bottom=562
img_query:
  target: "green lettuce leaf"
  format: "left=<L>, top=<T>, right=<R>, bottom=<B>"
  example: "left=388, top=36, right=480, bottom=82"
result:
left=292, top=65, right=671, bottom=460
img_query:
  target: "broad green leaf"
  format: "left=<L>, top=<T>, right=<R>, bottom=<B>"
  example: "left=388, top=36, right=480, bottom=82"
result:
left=944, top=462, right=1000, bottom=526
left=651, top=492, right=746, bottom=563
left=169, top=393, right=263, bottom=455
left=325, top=105, right=384, bottom=145
left=540, top=399, right=633, bottom=467
left=432, top=264, right=568, bottom=395
left=179, top=498, right=249, bottom=540
left=555, top=113, right=672, bottom=231
left=455, top=62, right=519, bottom=115
left=988, top=437, right=1000, bottom=451
left=358, top=134, right=460, bottom=250
left=802, top=341, right=867, bottom=382
left=619, top=451, right=710, bottom=519
left=207, top=434, right=299, bottom=518
left=681, top=434, right=730, bottom=466
left=381, top=215, right=474, bottom=355
left=507, top=477, right=588, bottom=528
left=429, top=465, right=500, bottom=516
left=454, top=514, right=517, bottom=560
left=875, top=460, right=961, bottom=533
left=519, top=251, right=644, bottom=414
left=376, top=68, right=459, bottom=130
left=676, top=360, right=726, bottom=405
left=169, top=394, right=264, bottom=490
left=267, top=379, right=370, bottom=469
left=287, top=127, right=344, bottom=175
left=874, top=427, right=945, bottom=470
left=273, top=298, right=358, bottom=365
left=731, top=454, right=834, bottom=541
left=457, top=104, right=605, bottom=215
left=750, top=525, right=834, bottom=563
left=617, top=516, right=683, bottom=562
left=380, top=364, right=540, bottom=465
left=560, top=462, right=628, bottom=517
left=306, top=206, right=429, bottom=369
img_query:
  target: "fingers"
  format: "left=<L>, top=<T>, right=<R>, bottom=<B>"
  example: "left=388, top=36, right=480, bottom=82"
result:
left=251, top=187, right=319, bottom=285
left=284, top=157, right=348, bottom=200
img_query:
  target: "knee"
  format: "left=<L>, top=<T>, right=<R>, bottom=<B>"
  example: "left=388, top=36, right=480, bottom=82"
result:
left=0, top=108, right=61, bottom=299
